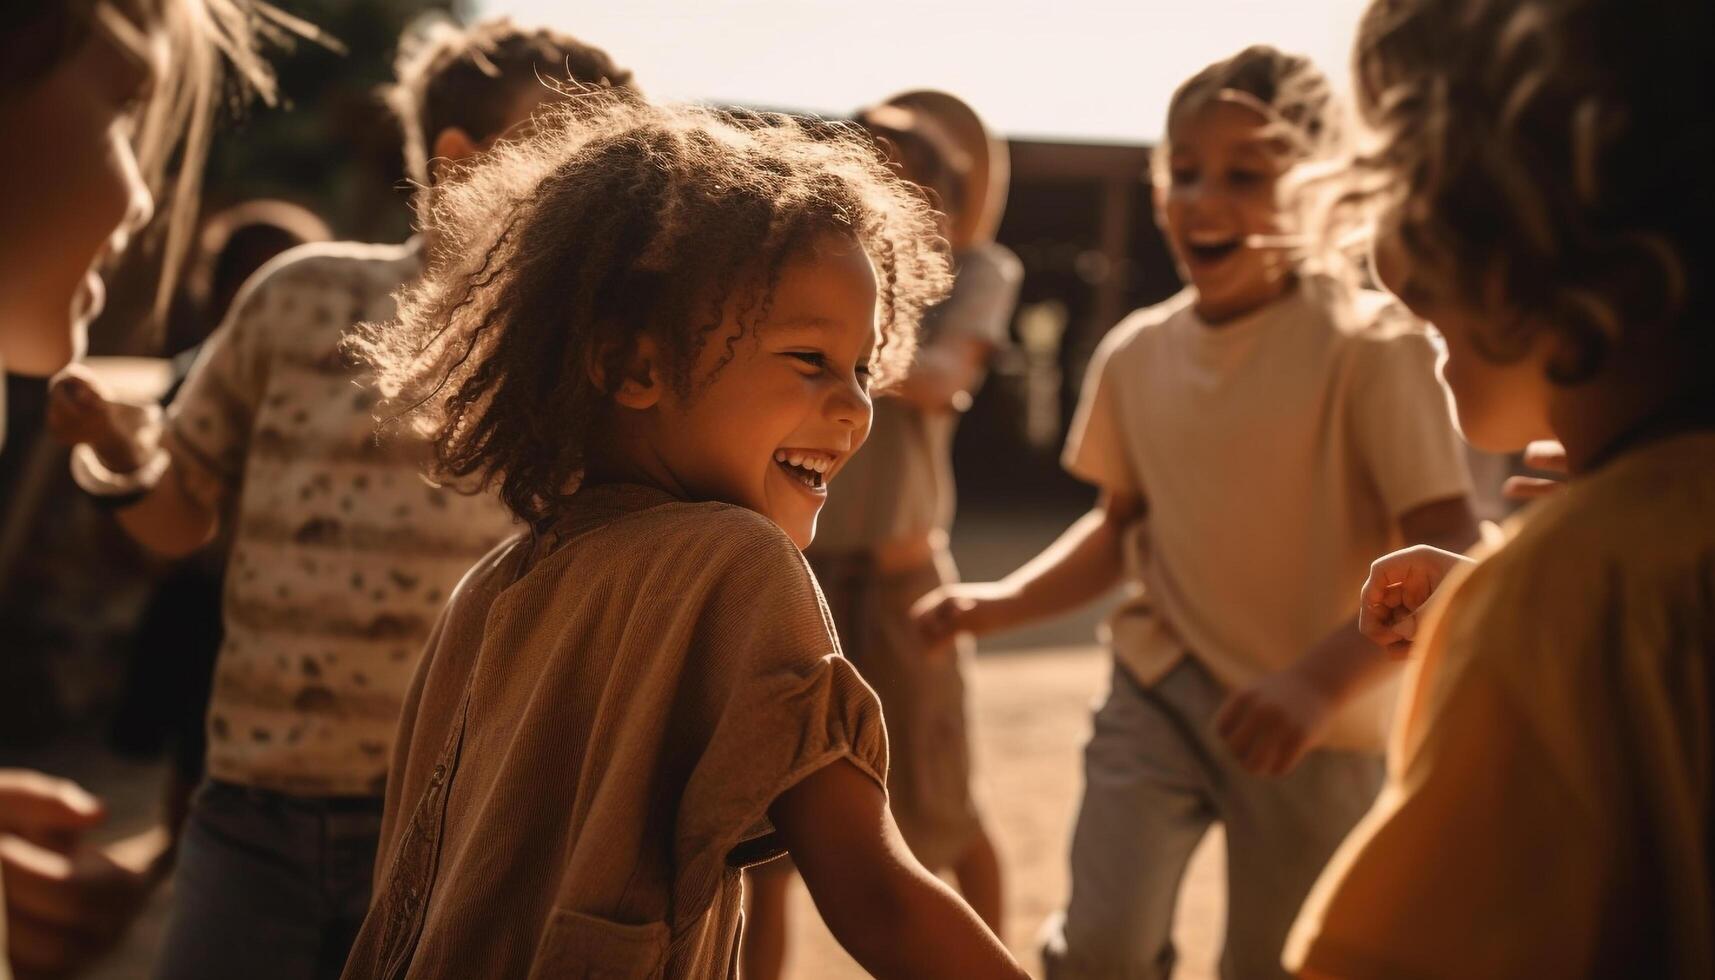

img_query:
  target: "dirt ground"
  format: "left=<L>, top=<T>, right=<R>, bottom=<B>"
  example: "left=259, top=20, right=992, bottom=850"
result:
left=42, top=643, right=1226, bottom=980
left=775, top=644, right=1226, bottom=980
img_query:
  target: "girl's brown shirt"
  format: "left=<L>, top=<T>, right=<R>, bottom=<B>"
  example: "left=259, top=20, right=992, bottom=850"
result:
left=341, top=483, right=888, bottom=979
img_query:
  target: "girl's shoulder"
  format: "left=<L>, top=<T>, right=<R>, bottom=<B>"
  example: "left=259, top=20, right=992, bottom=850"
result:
left=535, top=493, right=811, bottom=596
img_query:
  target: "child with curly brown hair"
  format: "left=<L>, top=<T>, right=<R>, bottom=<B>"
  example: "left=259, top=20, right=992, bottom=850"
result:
left=1287, top=0, right=1715, bottom=976
left=335, top=96, right=1027, bottom=979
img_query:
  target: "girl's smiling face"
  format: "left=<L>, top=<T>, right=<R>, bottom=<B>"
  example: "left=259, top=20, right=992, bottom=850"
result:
left=612, top=232, right=880, bottom=549
left=0, top=8, right=164, bottom=375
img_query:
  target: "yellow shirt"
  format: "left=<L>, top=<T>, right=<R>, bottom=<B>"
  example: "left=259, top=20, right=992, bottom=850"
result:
left=1287, top=431, right=1715, bottom=979
left=1064, top=280, right=1472, bottom=750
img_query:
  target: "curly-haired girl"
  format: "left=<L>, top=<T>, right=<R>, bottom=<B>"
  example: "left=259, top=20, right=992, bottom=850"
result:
left=1289, top=0, right=1715, bottom=976
left=338, top=96, right=1026, bottom=979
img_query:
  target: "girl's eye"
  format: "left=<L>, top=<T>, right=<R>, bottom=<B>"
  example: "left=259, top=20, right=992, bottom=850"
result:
left=1228, top=169, right=1267, bottom=188
left=786, top=351, right=826, bottom=371
left=1170, top=167, right=1198, bottom=186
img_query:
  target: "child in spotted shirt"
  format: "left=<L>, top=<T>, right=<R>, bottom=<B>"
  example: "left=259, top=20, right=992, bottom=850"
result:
left=46, top=20, right=633, bottom=980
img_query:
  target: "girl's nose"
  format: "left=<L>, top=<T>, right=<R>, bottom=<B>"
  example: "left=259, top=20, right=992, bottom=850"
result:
left=827, top=374, right=871, bottom=433
left=106, top=148, right=156, bottom=262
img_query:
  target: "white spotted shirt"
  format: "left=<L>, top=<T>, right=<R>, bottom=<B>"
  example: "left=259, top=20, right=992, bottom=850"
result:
left=163, top=239, right=516, bottom=796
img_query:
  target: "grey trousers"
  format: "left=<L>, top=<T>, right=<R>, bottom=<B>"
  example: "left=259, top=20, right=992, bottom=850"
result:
left=1041, top=659, right=1383, bottom=980
left=153, top=781, right=382, bottom=980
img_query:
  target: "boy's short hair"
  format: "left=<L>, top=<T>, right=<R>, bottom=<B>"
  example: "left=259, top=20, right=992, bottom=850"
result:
left=1349, top=0, right=1712, bottom=381
left=1157, top=45, right=1338, bottom=179
left=387, top=16, right=635, bottom=186
left=349, top=96, right=951, bottom=527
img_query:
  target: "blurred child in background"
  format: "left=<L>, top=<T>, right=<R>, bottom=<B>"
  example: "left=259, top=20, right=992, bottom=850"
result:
left=743, top=89, right=1022, bottom=979
left=46, top=19, right=633, bottom=979
left=337, top=96, right=1025, bottom=980
left=109, top=199, right=332, bottom=844
left=915, top=47, right=1479, bottom=980
left=1288, top=0, right=1714, bottom=975
left=0, top=2, right=280, bottom=975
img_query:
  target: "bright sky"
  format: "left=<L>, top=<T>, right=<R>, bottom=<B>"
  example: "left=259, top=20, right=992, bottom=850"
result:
left=481, top=0, right=1370, bottom=144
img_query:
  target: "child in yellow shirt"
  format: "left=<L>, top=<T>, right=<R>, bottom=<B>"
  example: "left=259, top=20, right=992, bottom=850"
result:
left=1287, top=0, right=1715, bottom=976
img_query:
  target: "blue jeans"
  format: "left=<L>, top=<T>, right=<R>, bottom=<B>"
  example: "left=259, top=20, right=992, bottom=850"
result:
left=1040, top=660, right=1384, bottom=980
left=153, top=781, right=382, bottom=980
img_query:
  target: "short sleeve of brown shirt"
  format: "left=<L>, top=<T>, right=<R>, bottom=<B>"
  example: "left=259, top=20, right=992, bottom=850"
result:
left=673, top=504, right=890, bottom=891
left=351, top=485, right=888, bottom=979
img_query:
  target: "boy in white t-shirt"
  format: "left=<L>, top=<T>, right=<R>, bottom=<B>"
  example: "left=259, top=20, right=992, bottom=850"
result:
left=914, top=47, right=1479, bottom=980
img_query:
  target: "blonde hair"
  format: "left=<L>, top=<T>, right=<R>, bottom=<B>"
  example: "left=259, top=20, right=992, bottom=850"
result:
left=2, top=1, right=309, bottom=319
left=1336, top=0, right=1712, bottom=381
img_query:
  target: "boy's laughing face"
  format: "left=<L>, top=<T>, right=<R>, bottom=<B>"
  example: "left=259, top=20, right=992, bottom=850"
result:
left=1157, top=96, right=1296, bottom=323
left=642, top=232, right=879, bottom=549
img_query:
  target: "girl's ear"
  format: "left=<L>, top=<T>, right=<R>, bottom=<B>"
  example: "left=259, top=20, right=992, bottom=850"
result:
left=604, top=335, right=664, bottom=411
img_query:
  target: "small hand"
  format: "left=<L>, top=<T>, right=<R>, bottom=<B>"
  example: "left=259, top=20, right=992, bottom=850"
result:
left=0, top=771, right=168, bottom=978
left=3, top=830, right=168, bottom=978
left=910, top=582, right=1013, bottom=650
left=1502, top=439, right=1569, bottom=501
left=1214, top=667, right=1338, bottom=775
left=45, top=366, right=142, bottom=472
left=1358, top=545, right=1474, bottom=654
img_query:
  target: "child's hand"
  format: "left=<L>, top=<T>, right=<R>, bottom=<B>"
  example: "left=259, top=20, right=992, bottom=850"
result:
left=911, top=582, right=1013, bottom=650
left=1502, top=439, right=1569, bottom=501
left=1359, top=545, right=1474, bottom=654
left=46, top=365, right=143, bottom=472
left=1214, top=667, right=1337, bottom=775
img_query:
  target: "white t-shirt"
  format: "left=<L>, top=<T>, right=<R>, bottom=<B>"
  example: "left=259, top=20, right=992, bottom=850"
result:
left=1063, top=278, right=1472, bottom=751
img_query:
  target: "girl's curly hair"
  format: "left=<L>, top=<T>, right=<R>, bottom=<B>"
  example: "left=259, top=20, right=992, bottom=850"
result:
left=1338, top=0, right=1713, bottom=382
left=350, top=94, right=952, bottom=527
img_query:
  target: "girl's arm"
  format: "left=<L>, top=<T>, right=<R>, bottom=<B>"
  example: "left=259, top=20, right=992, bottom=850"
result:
left=769, top=758, right=1027, bottom=980
left=912, top=489, right=1141, bottom=645
left=47, top=370, right=220, bottom=558
left=1215, top=495, right=1481, bottom=775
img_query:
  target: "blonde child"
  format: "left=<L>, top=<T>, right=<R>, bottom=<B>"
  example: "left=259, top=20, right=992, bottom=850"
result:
left=1287, top=0, right=1714, bottom=975
left=336, top=96, right=1026, bottom=979
left=744, top=90, right=1021, bottom=979
left=0, top=3, right=278, bottom=975
left=45, top=20, right=632, bottom=980
left=914, top=47, right=1480, bottom=979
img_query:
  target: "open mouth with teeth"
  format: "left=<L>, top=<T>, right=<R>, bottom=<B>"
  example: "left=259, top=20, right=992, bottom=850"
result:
left=774, top=449, right=833, bottom=492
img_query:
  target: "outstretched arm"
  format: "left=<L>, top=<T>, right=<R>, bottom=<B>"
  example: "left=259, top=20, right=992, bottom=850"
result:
left=1216, top=495, right=1481, bottom=775
left=913, top=489, right=1141, bottom=646
left=770, top=758, right=1027, bottom=980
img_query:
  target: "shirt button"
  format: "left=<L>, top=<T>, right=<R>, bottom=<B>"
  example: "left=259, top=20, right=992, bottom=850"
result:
left=430, top=765, right=446, bottom=784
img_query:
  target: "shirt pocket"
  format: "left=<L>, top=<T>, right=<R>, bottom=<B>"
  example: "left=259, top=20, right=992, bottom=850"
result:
left=527, top=909, right=670, bottom=980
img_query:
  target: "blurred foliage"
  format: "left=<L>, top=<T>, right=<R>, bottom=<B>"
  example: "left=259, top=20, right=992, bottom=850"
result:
left=203, top=0, right=476, bottom=243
